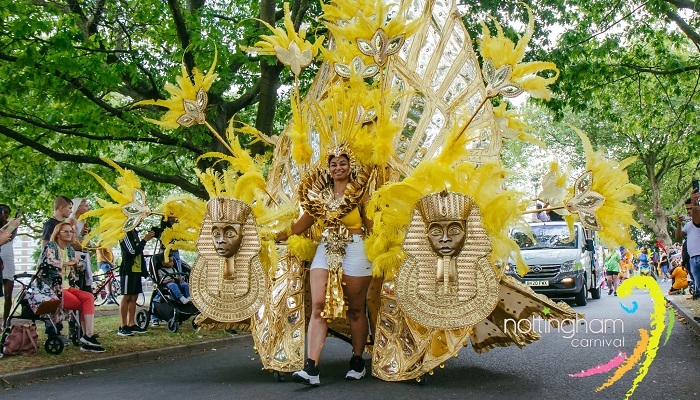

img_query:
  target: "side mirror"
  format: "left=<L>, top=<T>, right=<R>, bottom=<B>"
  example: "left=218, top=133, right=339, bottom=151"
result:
left=585, top=239, right=595, bottom=252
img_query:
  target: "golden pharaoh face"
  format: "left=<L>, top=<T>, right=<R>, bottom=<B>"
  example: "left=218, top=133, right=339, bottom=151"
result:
left=191, top=196, right=265, bottom=323
left=426, top=220, right=466, bottom=257
left=205, top=196, right=250, bottom=258
left=395, top=190, right=499, bottom=331
left=418, top=191, right=472, bottom=258
left=211, top=223, right=243, bottom=258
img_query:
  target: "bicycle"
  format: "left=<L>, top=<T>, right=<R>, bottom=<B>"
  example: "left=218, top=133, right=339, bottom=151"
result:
left=91, top=264, right=151, bottom=309
left=91, top=266, right=121, bottom=306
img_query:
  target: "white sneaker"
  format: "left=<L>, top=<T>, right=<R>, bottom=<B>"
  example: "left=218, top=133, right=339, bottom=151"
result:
left=345, top=355, right=366, bottom=380
left=180, top=296, right=191, bottom=304
left=292, top=369, right=320, bottom=386
left=345, top=367, right=366, bottom=380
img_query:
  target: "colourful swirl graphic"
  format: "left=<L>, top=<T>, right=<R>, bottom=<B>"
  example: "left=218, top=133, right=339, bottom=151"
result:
left=664, top=308, right=674, bottom=346
left=569, top=276, right=670, bottom=400
left=568, top=352, right=626, bottom=377
left=619, top=300, right=638, bottom=314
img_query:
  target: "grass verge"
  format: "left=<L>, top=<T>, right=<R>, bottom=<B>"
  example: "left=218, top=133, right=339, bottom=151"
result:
left=0, top=313, right=235, bottom=375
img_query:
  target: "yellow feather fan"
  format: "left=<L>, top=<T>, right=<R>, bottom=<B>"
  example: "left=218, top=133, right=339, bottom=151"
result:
left=80, top=158, right=150, bottom=248
left=157, top=194, right=206, bottom=257
left=241, top=3, right=324, bottom=76
left=478, top=4, right=559, bottom=100
left=568, top=127, right=641, bottom=250
left=132, top=47, right=218, bottom=129
left=322, top=0, right=423, bottom=46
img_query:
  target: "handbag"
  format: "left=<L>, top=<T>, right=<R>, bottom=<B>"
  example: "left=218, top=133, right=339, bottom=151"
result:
left=2, top=324, right=39, bottom=356
left=25, top=280, right=61, bottom=315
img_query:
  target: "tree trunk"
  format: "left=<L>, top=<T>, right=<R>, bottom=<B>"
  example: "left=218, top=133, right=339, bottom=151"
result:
left=253, top=0, right=283, bottom=156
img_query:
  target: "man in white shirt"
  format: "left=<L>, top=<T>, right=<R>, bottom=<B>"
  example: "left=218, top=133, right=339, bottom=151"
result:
left=0, top=204, right=18, bottom=329
left=676, top=189, right=700, bottom=298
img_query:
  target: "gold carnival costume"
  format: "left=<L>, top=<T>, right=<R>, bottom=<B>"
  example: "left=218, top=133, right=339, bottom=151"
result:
left=82, top=0, right=642, bottom=384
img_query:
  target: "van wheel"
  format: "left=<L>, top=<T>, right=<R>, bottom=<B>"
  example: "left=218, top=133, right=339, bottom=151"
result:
left=575, top=283, right=588, bottom=306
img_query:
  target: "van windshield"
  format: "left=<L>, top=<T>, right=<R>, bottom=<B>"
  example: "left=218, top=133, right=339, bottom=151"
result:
left=511, top=225, right=577, bottom=250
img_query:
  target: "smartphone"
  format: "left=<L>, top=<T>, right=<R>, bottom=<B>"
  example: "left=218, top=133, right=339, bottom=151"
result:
left=14, top=208, right=21, bottom=218
left=693, top=179, right=700, bottom=192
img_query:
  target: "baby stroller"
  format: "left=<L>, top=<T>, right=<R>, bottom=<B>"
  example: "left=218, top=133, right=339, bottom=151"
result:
left=135, top=255, right=199, bottom=333
left=0, top=272, right=78, bottom=355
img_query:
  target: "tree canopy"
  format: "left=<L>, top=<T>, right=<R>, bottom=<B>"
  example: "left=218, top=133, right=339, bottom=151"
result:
left=0, top=0, right=319, bottom=219
left=1, top=0, right=698, bottom=244
left=473, top=0, right=700, bottom=245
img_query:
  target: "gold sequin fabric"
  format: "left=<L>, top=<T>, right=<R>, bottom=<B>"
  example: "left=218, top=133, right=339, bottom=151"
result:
left=251, top=250, right=307, bottom=372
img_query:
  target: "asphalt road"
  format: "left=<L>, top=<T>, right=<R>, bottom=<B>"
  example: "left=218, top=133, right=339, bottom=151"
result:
left=4, top=282, right=700, bottom=400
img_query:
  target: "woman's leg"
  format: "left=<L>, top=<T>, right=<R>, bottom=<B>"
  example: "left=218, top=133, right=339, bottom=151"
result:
left=62, top=288, right=79, bottom=310
left=82, top=313, right=95, bottom=337
left=69, top=289, right=96, bottom=337
left=2, top=279, right=13, bottom=329
left=306, top=268, right=329, bottom=364
left=343, top=275, right=372, bottom=357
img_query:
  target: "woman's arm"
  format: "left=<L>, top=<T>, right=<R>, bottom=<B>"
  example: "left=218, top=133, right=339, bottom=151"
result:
left=359, top=195, right=373, bottom=232
left=277, top=212, right=315, bottom=241
left=0, top=218, right=20, bottom=245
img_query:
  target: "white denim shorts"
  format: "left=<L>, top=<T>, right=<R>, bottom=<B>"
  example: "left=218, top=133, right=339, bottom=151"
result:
left=309, top=235, right=372, bottom=277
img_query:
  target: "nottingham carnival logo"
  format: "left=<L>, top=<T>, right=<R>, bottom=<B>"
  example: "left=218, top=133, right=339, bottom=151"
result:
left=504, top=276, right=674, bottom=400
left=505, top=315, right=626, bottom=347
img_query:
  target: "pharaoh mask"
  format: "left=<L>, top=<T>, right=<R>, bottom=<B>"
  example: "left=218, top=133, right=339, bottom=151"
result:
left=395, top=191, right=499, bottom=330
left=190, top=197, right=266, bottom=323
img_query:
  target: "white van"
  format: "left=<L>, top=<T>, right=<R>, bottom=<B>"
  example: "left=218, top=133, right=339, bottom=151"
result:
left=506, top=221, right=605, bottom=306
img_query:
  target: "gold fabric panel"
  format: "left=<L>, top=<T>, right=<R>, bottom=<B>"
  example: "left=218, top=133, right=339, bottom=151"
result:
left=252, top=250, right=307, bottom=372
left=264, top=0, right=501, bottom=203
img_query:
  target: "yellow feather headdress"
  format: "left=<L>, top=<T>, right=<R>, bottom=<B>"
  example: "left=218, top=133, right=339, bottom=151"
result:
left=132, top=47, right=218, bottom=130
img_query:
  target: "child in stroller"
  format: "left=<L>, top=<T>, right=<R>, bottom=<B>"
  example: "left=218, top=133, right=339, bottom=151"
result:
left=135, top=251, right=199, bottom=333
left=155, top=253, right=191, bottom=305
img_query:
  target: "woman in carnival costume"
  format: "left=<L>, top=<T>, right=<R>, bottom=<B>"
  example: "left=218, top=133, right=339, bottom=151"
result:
left=276, top=144, right=375, bottom=384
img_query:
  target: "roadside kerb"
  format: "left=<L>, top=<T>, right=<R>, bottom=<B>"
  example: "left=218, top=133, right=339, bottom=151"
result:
left=666, top=295, right=700, bottom=335
left=1, top=334, right=251, bottom=389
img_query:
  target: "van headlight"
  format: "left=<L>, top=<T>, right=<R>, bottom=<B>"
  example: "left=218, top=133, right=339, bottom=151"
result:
left=560, top=260, right=575, bottom=272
